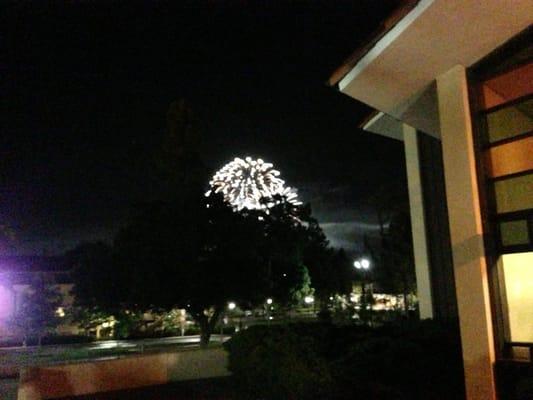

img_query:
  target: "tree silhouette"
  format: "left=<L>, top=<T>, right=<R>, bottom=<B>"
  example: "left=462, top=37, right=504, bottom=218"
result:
left=12, top=274, right=62, bottom=346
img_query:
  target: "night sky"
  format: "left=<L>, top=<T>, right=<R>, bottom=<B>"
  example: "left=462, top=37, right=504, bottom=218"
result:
left=2, top=1, right=407, bottom=257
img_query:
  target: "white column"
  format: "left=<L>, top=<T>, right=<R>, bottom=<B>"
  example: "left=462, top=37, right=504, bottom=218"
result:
left=436, top=65, right=496, bottom=400
left=403, top=124, right=433, bottom=319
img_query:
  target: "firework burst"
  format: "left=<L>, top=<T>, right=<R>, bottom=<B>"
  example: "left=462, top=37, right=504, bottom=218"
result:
left=205, top=157, right=300, bottom=210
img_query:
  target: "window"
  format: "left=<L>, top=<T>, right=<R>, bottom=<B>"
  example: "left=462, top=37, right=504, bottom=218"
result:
left=499, top=220, right=529, bottom=247
left=494, top=173, right=533, bottom=214
left=500, top=252, right=533, bottom=343
left=485, top=97, right=532, bottom=143
left=471, top=41, right=533, bottom=354
left=477, top=62, right=533, bottom=253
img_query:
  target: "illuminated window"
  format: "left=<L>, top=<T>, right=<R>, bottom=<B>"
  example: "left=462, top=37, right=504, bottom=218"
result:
left=481, top=63, right=533, bottom=110
left=476, top=58, right=533, bottom=253
left=500, top=252, right=533, bottom=343
left=471, top=43, right=533, bottom=355
left=486, top=136, right=533, bottom=178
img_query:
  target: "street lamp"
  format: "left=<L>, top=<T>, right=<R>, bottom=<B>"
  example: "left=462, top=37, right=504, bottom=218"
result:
left=228, top=302, right=236, bottom=311
left=265, top=298, right=273, bottom=324
left=354, top=258, right=370, bottom=270
left=354, top=258, right=372, bottom=323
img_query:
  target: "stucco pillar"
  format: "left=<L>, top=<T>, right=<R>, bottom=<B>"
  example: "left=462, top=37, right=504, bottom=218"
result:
left=436, top=65, right=496, bottom=400
left=403, top=124, right=433, bottom=319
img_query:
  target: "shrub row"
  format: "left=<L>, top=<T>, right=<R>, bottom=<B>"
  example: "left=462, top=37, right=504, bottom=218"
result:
left=224, top=320, right=465, bottom=400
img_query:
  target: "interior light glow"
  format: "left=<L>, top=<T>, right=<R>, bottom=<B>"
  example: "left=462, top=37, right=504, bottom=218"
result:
left=501, top=252, right=533, bottom=342
left=0, top=285, right=13, bottom=320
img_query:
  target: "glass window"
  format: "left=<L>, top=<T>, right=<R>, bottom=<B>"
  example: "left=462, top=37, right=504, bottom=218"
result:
left=494, top=173, right=533, bottom=214
left=486, top=98, right=533, bottom=143
left=481, top=62, right=533, bottom=110
left=500, top=220, right=529, bottom=247
left=486, top=136, right=533, bottom=178
left=501, top=252, right=533, bottom=343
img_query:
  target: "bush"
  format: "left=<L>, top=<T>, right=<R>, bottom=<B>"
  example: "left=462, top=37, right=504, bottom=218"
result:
left=224, top=320, right=465, bottom=400
left=333, top=320, right=465, bottom=399
left=224, top=324, right=334, bottom=400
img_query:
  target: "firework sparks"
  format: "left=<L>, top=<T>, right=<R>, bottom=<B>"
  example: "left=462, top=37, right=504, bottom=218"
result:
left=205, top=157, right=301, bottom=210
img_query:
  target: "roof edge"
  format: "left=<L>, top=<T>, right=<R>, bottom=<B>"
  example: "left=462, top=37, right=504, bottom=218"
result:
left=359, top=110, right=381, bottom=129
left=327, top=0, right=420, bottom=88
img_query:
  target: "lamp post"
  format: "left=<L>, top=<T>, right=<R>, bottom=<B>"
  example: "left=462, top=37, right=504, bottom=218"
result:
left=222, top=302, right=236, bottom=334
left=265, top=298, right=273, bottom=325
left=354, top=258, right=371, bottom=324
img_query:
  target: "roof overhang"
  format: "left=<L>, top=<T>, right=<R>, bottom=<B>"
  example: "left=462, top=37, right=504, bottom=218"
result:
left=362, top=112, right=404, bottom=141
left=333, top=0, right=533, bottom=138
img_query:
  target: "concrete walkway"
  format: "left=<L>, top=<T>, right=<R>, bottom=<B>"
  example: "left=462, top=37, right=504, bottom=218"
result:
left=0, top=335, right=229, bottom=369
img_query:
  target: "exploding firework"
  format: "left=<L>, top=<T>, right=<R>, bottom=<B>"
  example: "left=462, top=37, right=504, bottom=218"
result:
left=205, top=157, right=301, bottom=210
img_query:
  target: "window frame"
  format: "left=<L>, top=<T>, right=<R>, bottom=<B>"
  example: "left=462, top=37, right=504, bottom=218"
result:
left=468, top=31, right=533, bottom=357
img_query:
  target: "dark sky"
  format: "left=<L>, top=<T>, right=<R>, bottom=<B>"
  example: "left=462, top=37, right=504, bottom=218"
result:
left=2, top=1, right=407, bottom=256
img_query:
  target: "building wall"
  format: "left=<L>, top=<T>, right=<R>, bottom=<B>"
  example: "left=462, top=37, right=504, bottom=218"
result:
left=0, top=283, right=78, bottom=340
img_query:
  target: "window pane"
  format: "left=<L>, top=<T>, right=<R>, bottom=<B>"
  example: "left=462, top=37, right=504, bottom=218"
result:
left=500, top=220, right=529, bottom=246
left=501, top=252, right=533, bottom=342
left=486, top=98, right=533, bottom=143
left=495, top=173, right=533, bottom=213
left=481, top=63, right=533, bottom=109
left=486, top=136, right=533, bottom=178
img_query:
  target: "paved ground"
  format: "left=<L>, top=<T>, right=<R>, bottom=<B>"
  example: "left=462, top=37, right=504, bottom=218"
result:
left=0, top=335, right=229, bottom=370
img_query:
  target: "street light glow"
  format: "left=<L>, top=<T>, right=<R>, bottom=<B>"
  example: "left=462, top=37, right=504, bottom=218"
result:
left=354, top=258, right=370, bottom=270
left=228, top=302, right=236, bottom=310
left=266, top=298, right=273, bottom=305
left=304, top=295, right=314, bottom=304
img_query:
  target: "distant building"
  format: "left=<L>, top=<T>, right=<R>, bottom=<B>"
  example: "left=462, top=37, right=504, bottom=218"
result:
left=328, top=1, right=531, bottom=399
left=0, top=256, right=76, bottom=339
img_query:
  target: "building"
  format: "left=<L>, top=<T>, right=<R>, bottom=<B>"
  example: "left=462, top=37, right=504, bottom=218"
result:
left=328, top=1, right=532, bottom=399
left=0, top=256, right=76, bottom=340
